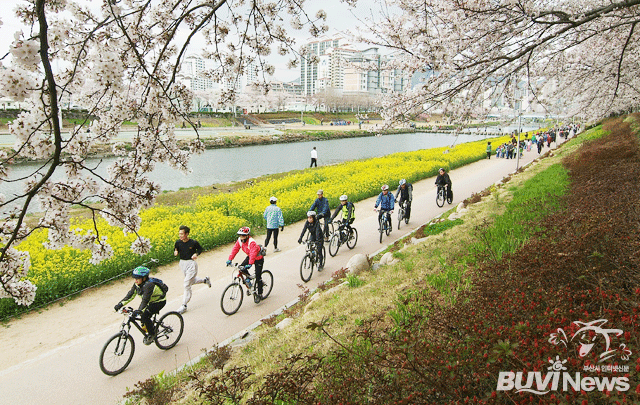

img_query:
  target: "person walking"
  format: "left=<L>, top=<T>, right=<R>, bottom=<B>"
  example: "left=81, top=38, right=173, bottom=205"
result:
left=486, top=142, right=492, bottom=159
left=263, top=196, right=284, bottom=252
left=174, top=225, right=210, bottom=314
left=310, top=147, right=318, bottom=167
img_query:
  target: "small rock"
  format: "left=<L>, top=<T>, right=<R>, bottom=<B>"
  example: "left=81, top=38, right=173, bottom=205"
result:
left=456, top=202, right=466, bottom=212
left=412, top=236, right=429, bottom=245
left=275, top=318, right=294, bottom=330
left=380, top=252, right=393, bottom=265
left=346, top=254, right=370, bottom=275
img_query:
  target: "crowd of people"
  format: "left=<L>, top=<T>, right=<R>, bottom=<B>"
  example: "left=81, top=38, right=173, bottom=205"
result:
left=489, top=124, right=579, bottom=159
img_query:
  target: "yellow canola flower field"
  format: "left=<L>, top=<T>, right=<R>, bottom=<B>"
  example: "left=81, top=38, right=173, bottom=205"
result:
left=4, top=132, right=528, bottom=317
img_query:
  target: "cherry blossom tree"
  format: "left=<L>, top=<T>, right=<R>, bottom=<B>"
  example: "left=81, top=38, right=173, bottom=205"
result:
left=356, top=0, right=640, bottom=123
left=0, top=0, right=327, bottom=306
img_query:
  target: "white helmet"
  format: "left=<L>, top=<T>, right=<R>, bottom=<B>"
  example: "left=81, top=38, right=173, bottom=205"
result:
left=307, top=210, right=316, bottom=217
left=399, top=179, right=406, bottom=186
left=381, top=184, right=389, bottom=191
left=339, top=195, right=348, bottom=201
left=269, top=196, right=277, bottom=203
left=237, top=226, right=250, bottom=235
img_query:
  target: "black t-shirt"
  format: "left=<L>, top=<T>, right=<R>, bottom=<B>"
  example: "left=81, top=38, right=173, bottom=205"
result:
left=174, top=239, right=203, bottom=260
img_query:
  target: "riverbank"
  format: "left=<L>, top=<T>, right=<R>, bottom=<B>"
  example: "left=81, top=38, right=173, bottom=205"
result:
left=0, top=125, right=415, bottom=163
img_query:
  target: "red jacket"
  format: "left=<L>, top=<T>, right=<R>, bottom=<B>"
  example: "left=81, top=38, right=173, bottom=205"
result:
left=228, top=237, right=263, bottom=264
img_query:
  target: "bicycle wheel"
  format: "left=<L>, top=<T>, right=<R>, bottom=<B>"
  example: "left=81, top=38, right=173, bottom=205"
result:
left=300, top=254, right=314, bottom=282
left=346, top=228, right=358, bottom=249
left=154, top=312, right=184, bottom=350
left=220, top=282, right=244, bottom=315
left=321, top=245, right=326, bottom=267
left=260, top=270, right=274, bottom=299
left=326, top=220, right=334, bottom=239
left=447, top=190, right=453, bottom=204
left=379, top=218, right=384, bottom=243
left=99, top=332, right=135, bottom=376
left=436, top=189, right=445, bottom=207
left=397, top=209, right=403, bottom=230
left=328, top=233, right=340, bottom=257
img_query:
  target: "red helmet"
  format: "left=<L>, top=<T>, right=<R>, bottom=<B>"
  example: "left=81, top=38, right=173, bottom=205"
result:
left=237, top=226, right=250, bottom=235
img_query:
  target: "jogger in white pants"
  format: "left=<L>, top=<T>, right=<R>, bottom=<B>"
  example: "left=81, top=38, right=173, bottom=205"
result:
left=174, top=225, right=211, bottom=313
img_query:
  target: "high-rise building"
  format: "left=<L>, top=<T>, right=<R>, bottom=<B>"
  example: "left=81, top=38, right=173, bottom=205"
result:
left=300, top=37, right=342, bottom=96
left=301, top=38, right=408, bottom=96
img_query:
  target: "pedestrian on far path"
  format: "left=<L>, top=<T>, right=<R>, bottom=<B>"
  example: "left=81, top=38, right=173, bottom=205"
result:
left=174, top=225, right=210, bottom=314
left=486, top=142, right=492, bottom=159
left=310, top=147, right=318, bottom=167
left=263, top=196, right=285, bottom=252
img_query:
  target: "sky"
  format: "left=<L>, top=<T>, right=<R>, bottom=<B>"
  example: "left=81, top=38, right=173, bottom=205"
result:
left=0, top=0, right=393, bottom=82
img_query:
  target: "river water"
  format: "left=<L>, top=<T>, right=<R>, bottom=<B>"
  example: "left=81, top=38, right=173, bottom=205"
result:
left=1, top=127, right=535, bottom=212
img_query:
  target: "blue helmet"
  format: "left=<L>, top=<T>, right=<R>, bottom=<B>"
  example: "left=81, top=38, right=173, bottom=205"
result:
left=132, top=266, right=150, bottom=278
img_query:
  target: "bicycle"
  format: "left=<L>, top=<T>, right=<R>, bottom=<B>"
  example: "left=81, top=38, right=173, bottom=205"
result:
left=300, top=240, right=326, bottom=282
left=220, top=263, right=274, bottom=315
left=436, top=185, right=452, bottom=207
left=376, top=209, right=393, bottom=243
left=99, top=306, right=184, bottom=376
left=318, top=214, right=334, bottom=241
left=397, top=201, right=410, bottom=230
left=328, top=221, right=358, bottom=257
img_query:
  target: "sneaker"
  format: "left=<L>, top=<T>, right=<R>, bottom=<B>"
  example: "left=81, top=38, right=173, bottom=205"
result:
left=246, top=288, right=252, bottom=296
left=143, top=333, right=155, bottom=346
left=176, top=305, right=187, bottom=314
left=318, top=265, right=324, bottom=272
left=204, top=276, right=211, bottom=288
left=274, top=248, right=281, bottom=252
left=253, top=293, right=262, bottom=304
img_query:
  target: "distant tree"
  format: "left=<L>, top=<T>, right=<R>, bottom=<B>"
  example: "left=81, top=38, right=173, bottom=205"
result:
left=358, top=0, right=640, bottom=123
left=0, top=0, right=328, bottom=306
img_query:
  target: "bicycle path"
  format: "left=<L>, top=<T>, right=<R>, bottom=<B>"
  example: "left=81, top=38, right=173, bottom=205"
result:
left=0, top=139, right=565, bottom=405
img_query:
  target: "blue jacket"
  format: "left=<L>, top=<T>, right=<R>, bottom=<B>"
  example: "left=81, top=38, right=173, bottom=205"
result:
left=263, top=204, right=284, bottom=229
left=375, top=192, right=395, bottom=211
left=310, top=197, right=330, bottom=217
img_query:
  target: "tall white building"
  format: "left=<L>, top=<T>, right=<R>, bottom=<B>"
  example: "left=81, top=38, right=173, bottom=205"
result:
left=300, top=37, right=342, bottom=96
left=300, top=38, right=408, bottom=96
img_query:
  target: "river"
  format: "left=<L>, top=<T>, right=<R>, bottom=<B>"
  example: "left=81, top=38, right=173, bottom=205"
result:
left=1, top=127, right=535, bottom=212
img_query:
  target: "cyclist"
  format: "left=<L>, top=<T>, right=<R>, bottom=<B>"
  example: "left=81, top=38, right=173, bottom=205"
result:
left=297, top=210, right=324, bottom=271
left=394, top=179, right=413, bottom=221
left=435, top=168, right=452, bottom=201
left=329, top=194, right=355, bottom=237
left=226, top=227, right=265, bottom=298
left=114, top=266, right=167, bottom=345
left=374, top=184, right=395, bottom=230
left=309, top=189, right=331, bottom=241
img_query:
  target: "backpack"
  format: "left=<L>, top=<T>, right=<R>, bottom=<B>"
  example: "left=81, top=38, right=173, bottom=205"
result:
left=148, top=277, right=169, bottom=297
left=258, top=244, right=267, bottom=257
